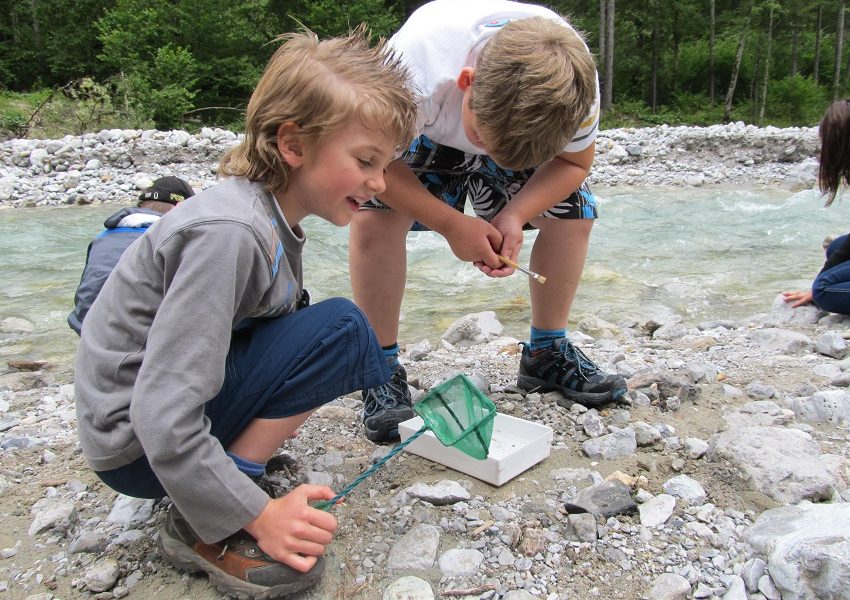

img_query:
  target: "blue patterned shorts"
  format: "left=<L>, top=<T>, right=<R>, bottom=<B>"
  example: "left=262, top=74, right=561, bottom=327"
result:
left=361, top=136, right=598, bottom=231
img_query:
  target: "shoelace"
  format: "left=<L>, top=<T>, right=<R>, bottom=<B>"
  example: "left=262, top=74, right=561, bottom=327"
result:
left=366, top=373, right=407, bottom=412
left=560, top=341, right=599, bottom=380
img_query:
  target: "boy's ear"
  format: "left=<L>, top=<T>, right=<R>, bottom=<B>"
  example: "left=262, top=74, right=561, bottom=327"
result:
left=276, top=122, right=304, bottom=167
left=456, top=67, right=475, bottom=91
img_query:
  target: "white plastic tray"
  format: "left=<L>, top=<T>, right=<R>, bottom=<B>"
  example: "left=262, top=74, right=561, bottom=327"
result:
left=398, top=412, right=553, bottom=486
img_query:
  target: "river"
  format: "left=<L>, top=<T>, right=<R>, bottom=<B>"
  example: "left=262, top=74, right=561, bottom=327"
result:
left=0, top=185, right=842, bottom=369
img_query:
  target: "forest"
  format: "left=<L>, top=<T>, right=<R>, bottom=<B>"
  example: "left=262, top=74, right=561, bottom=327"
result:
left=0, top=0, right=847, bottom=135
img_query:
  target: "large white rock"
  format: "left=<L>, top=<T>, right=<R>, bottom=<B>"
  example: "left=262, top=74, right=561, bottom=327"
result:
left=743, top=502, right=850, bottom=600
left=404, top=480, right=470, bottom=505
left=663, top=474, right=707, bottom=505
left=387, top=524, right=441, bottom=571
left=638, top=493, right=676, bottom=527
left=441, top=311, right=504, bottom=347
left=648, top=573, right=691, bottom=599
left=749, top=327, right=813, bottom=354
left=28, top=498, right=77, bottom=536
left=766, top=293, right=821, bottom=325
left=707, top=426, right=835, bottom=503
left=791, top=389, right=850, bottom=424
left=582, top=427, right=637, bottom=460
left=437, top=548, right=484, bottom=577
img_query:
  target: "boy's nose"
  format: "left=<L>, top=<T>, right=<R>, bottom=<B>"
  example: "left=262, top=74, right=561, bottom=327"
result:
left=368, top=173, right=386, bottom=195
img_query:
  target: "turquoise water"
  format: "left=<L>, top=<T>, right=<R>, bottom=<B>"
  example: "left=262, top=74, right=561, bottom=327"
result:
left=0, top=186, right=844, bottom=368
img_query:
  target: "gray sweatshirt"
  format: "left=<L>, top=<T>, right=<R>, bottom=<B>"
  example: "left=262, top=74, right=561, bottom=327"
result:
left=75, top=177, right=305, bottom=543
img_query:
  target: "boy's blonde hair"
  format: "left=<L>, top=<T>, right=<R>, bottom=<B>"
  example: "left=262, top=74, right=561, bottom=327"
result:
left=220, top=27, right=417, bottom=195
left=470, top=17, right=597, bottom=170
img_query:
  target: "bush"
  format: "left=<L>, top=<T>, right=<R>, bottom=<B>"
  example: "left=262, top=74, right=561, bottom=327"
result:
left=115, top=45, right=198, bottom=130
left=0, top=90, right=47, bottom=138
left=766, top=76, right=828, bottom=127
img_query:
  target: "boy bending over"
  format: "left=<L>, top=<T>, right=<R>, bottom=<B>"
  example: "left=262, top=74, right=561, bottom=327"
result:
left=350, top=0, right=627, bottom=442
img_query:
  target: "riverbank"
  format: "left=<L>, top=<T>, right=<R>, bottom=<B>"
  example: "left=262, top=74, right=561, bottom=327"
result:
left=2, top=300, right=850, bottom=600
left=2, top=125, right=850, bottom=600
left=0, top=122, right=822, bottom=210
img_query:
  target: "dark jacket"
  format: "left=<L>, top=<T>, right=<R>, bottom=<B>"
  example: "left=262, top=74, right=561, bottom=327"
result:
left=67, top=207, right=162, bottom=334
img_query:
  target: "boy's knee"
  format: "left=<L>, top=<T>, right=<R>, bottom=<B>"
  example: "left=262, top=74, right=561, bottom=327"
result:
left=314, top=298, right=371, bottom=331
left=315, top=296, right=357, bottom=315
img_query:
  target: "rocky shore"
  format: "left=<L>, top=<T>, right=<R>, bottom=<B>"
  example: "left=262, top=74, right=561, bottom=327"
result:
left=0, top=122, right=823, bottom=209
left=2, top=125, right=849, bottom=600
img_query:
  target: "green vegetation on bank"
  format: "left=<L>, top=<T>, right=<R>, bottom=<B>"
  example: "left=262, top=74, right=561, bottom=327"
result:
left=1, top=0, right=846, bottom=139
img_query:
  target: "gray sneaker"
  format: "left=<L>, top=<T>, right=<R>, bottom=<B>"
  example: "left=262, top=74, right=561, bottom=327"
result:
left=517, top=338, right=628, bottom=407
left=361, top=364, right=415, bottom=442
left=158, top=506, right=324, bottom=599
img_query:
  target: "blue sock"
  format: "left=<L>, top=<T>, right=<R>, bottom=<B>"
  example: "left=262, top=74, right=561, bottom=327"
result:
left=528, top=327, right=566, bottom=353
left=226, top=451, right=266, bottom=477
left=382, top=343, right=400, bottom=369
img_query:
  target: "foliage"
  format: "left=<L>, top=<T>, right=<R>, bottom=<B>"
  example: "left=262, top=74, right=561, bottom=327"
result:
left=0, top=83, right=150, bottom=139
left=766, top=76, right=828, bottom=126
left=0, top=0, right=846, bottom=138
left=298, top=0, right=402, bottom=38
left=0, top=90, right=46, bottom=138
left=60, top=78, right=118, bottom=134
left=113, top=46, right=199, bottom=130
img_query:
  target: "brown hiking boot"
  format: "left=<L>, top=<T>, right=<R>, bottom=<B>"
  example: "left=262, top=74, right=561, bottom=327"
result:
left=158, top=506, right=324, bottom=599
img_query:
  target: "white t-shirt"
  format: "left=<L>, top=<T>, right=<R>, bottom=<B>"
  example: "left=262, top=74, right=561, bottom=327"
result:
left=390, top=0, right=600, bottom=156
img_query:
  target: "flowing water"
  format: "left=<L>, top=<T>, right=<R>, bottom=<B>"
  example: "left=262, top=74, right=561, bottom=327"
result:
left=0, top=186, right=844, bottom=369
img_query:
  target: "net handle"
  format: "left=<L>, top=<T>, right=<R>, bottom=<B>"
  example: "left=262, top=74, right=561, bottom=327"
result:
left=312, top=425, right=429, bottom=511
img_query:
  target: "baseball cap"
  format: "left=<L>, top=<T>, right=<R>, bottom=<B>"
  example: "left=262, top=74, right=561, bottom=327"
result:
left=138, top=176, right=195, bottom=205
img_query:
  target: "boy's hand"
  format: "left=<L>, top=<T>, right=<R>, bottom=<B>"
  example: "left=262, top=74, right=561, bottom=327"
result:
left=245, top=484, right=338, bottom=573
left=782, top=289, right=814, bottom=308
left=443, top=214, right=503, bottom=268
left=480, top=212, right=525, bottom=277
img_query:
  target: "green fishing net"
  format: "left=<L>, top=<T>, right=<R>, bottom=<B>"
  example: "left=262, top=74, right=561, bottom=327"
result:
left=413, top=374, right=496, bottom=460
left=314, top=374, right=496, bottom=511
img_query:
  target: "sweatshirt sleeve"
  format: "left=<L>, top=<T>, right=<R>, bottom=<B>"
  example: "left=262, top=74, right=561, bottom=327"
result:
left=821, top=234, right=850, bottom=273
left=129, top=222, right=272, bottom=543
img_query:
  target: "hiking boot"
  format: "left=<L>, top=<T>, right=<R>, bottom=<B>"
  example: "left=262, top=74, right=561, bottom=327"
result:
left=158, top=506, right=324, bottom=600
left=517, top=338, right=628, bottom=407
left=361, top=364, right=415, bottom=442
left=250, top=473, right=291, bottom=499
left=249, top=453, right=301, bottom=499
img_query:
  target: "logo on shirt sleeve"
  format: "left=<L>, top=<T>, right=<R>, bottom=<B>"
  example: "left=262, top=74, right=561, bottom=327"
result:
left=484, top=19, right=510, bottom=28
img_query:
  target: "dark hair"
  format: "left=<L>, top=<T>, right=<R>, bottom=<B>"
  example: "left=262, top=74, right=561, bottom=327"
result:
left=137, top=200, right=176, bottom=214
left=820, top=99, right=850, bottom=207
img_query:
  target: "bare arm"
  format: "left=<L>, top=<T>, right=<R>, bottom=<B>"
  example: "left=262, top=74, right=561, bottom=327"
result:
left=482, top=143, right=595, bottom=272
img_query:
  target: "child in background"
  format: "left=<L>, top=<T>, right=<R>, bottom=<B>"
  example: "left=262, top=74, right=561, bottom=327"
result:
left=74, top=29, right=416, bottom=599
left=783, top=99, right=850, bottom=314
left=67, top=176, right=195, bottom=335
left=350, top=0, right=628, bottom=443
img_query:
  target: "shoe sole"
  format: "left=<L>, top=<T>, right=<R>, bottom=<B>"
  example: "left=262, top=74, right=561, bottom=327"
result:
left=363, top=424, right=401, bottom=443
left=517, top=374, right=628, bottom=407
left=158, top=526, right=323, bottom=599
left=363, top=407, right=415, bottom=443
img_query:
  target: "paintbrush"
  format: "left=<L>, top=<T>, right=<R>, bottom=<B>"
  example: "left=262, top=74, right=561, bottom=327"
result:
left=497, top=254, right=547, bottom=284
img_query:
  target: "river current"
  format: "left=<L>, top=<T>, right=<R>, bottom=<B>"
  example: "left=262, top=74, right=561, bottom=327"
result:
left=0, top=185, right=844, bottom=368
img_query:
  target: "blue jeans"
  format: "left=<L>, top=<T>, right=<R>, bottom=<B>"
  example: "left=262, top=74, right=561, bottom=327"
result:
left=813, top=234, right=850, bottom=315
left=96, top=298, right=389, bottom=498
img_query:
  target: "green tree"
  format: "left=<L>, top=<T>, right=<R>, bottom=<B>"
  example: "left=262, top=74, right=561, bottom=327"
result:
left=298, top=0, right=402, bottom=39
